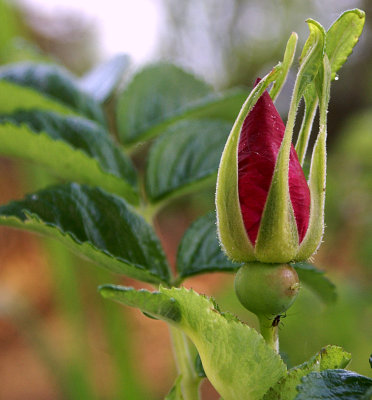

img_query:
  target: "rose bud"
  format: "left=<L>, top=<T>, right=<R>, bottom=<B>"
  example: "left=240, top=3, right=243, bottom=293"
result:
left=216, top=77, right=325, bottom=264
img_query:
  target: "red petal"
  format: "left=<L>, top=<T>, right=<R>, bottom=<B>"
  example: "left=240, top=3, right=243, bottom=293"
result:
left=238, top=84, right=310, bottom=245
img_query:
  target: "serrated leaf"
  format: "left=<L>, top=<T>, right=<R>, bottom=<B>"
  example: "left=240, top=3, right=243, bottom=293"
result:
left=295, top=370, right=372, bottom=400
left=99, top=286, right=181, bottom=323
left=292, top=262, right=336, bottom=304
left=0, top=111, right=138, bottom=203
left=79, top=54, right=130, bottom=103
left=326, top=9, right=365, bottom=80
left=165, top=376, right=185, bottom=400
left=146, top=119, right=231, bottom=203
left=176, top=212, right=241, bottom=281
left=0, top=62, right=105, bottom=124
left=116, top=63, right=248, bottom=145
left=263, top=346, right=351, bottom=400
left=0, top=183, right=170, bottom=284
left=100, top=285, right=286, bottom=400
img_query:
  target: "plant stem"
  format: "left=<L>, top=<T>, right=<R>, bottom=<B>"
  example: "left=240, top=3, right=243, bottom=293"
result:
left=257, top=315, right=279, bottom=353
left=169, top=326, right=201, bottom=400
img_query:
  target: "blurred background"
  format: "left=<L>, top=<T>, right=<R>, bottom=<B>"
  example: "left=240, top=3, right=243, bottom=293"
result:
left=0, top=0, right=371, bottom=399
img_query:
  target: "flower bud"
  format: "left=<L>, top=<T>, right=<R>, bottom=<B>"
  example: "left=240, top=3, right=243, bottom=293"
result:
left=216, top=78, right=323, bottom=264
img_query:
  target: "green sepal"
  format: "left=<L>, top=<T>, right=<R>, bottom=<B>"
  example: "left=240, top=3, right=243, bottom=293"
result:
left=165, top=376, right=185, bottom=400
left=296, top=55, right=331, bottom=260
left=270, top=32, right=298, bottom=102
left=263, top=345, right=351, bottom=400
left=255, top=20, right=325, bottom=263
left=100, top=285, right=287, bottom=400
left=216, top=66, right=281, bottom=262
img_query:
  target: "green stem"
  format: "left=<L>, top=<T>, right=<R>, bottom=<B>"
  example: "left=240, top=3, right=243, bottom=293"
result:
left=257, top=315, right=279, bottom=353
left=169, top=326, right=201, bottom=400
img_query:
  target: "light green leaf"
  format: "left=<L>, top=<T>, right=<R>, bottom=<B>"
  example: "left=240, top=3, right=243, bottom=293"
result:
left=145, top=119, right=231, bottom=203
left=176, top=212, right=241, bottom=281
left=0, top=62, right=105, bottom=124
left=292, top=262, right=337, bottom=304
left=99, top=285, right=287, bottom=400
left=216, top=66, right=281, bottom=262
left=326, top=9, right=365, bottom=80
left=165, top=376, right=185, bottom=400
left=116, top=63, right=248, bottom=145
left=0, top=111, right=138, bottom=203
left=263, top=345, right=351, bottom=400
left=0, top=183, right=170, bottom=285
left=79, top=54, right=130, bottom=103
left=295, top=370, right=372, bottom=400
left=99, top=286, right=181, bottom=323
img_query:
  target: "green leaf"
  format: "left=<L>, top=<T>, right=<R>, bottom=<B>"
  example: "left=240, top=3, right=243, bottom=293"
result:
left=0, top=111, right=138, bottom=203
left=176, top=212, right=241, bottom=281
left=79, top=54, right=130, bottom=103
left=295, top=370, right=372, bottom=400
left=0, top=183, right=170, bottom=284
left=326, top=9, right=365, bottom=80
left=263, top=345, right=351, bottom=400
left=99, top=286, right=181, bottom=323
left=0, top=62, right=105, bottom=124
left=145, top=119, right=231, bottom=203
left=116, top=63, right=248, bottom=145
left=99, top=285, right=287, bottom=400
left=165, top=376, right=185, bottom=400
left=0, top=80, right=75, bottom=116
left=292, top=262, right=336, bottom=304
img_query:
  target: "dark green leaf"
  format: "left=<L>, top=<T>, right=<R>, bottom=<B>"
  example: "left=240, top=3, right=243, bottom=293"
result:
left=0, top=111, right=138, bottom=203
left=99, top=285, right=181, bottom=323
left=116, top=63, right=211, bottom=144
left=79, top=54, right=130, bottom=103
left=116, top=63, right=248, bottom=145
left=292, top=262, right=337, bottom=304
left=0, top=183, right=170, bottom=284
left=176, top=212, right=241, bottom=281
left=295, top=370, right=372, bottom=400
left=326, top=9, right=365, bottom=80
left=264, top=346, right=351, bottom=400
left=146, top=119, right=231, bottom=203
left=0, top=62, right=105, bottom=124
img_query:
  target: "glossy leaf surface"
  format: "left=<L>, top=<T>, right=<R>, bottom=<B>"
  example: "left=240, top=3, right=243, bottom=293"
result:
left=0, top=62, right=105, bottom=124
left=146, top=119, right=231, bottom=203
left=295, top=370, right=372, bottom=400
left=0, top=111, right=138, bottom=203
left=264, top=346, right=351, bottom=400
left=116, top=63, right=248, bottom=145
left=79, top=54, right=130, bottom=103
left=0, top=184, right=170, bottom=284
left=100, top=285, right=286, bottom=400
left=176, top=212, right=240, bottom=281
